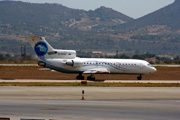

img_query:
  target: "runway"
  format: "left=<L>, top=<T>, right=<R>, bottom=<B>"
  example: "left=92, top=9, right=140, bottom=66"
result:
left=0, top=79, right=180, bottom=84
left=1, top=99, right=180, bottom=120
left=0, top=87, right=180, bottom=120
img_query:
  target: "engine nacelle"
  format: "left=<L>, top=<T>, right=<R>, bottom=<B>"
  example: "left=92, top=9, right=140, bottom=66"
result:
left=47, top=50, right=76, bottom=59
left=66, top=59, right=83, bottom=67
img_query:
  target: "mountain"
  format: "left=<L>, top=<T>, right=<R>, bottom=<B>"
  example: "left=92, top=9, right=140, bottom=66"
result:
left=0, top=1, right=133, bottom=29
left=88, top=6, right=133, bottom=23
left=0, top=1, right=180, bottom=55
left=0, top=1, right=133, bottom=55
left=110, top=0, right=180, bottom=55
left=116, top=0, right=180, bottom=30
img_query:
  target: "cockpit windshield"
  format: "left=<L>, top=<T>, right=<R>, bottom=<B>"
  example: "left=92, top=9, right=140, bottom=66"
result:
left=148, top=64, right=153, bottom=67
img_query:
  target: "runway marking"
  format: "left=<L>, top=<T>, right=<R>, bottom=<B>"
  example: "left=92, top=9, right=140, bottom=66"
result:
left=41, top=108, right=64, bottom=110
left=0, top=79, right=180, bottom=84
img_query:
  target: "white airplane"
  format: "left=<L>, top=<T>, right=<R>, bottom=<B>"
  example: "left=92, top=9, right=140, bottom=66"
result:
left=29, top=36, right=156, bottom=80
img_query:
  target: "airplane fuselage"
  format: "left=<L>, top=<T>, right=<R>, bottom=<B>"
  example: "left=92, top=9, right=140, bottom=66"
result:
left=43, top=57, right=156, bottom=75
left=28, top=36, right=156, bottom=80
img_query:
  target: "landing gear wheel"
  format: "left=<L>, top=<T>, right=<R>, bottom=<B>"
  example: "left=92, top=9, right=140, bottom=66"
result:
left=76, top=73, right=84, bottom=80
left=87, top=76, right=95, bottom=80
left=87, top=74, right=95, bottom=80
left=76, top=76, right=84, bottom=80
left=137, top=75, right=142, bottom=80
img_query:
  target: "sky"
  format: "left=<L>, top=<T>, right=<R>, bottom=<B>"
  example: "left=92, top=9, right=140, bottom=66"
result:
left=14, top=0, right=175, bottom=19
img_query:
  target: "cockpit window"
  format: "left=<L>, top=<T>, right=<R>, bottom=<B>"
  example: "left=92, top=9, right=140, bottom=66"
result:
left=148, top=64, right=153, bottom=67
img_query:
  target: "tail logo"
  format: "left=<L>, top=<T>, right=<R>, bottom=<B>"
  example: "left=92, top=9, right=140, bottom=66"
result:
left=34, top=41, right=48, bottom=57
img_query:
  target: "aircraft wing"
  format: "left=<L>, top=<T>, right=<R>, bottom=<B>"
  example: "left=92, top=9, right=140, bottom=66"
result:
left=83, top=68, right=110, bottom=74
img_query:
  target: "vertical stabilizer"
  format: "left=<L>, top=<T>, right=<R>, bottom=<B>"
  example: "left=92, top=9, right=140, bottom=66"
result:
left=29, top=36, right=77, bottom=59
left=29, top=36, right=54, bottom=59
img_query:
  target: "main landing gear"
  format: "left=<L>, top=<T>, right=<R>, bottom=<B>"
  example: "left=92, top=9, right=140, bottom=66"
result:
left=137, top=74, right=142, bottom=80
left=87, top=74, right=95, bottom=80
left=76, top=73, right=96, bottom=80
left=76, top=73, right=84, bottom=80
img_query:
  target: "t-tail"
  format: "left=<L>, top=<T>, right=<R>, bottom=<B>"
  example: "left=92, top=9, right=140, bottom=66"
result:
left=29, top=36, right=77, bottom=60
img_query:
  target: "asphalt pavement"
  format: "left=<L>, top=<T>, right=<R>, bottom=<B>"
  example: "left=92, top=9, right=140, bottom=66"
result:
left=0, top=87, right=180, bottom=120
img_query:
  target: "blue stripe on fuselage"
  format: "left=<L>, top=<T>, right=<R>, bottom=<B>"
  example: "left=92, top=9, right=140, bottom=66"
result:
left=82, top=60, right=125, bottom=71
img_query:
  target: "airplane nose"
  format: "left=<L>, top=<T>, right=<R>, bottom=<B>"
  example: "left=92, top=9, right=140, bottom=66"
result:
left=151, top=67, right=157, bottom=73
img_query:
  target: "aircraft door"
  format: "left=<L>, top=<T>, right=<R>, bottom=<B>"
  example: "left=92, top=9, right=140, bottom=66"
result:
left=139, top=63, right=143, bottom=69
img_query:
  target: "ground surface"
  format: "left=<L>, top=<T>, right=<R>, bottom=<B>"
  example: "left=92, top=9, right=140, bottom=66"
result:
left=0, top=66, right=180, bottom=80
left=0, top=66, right=180, bottom=120
left=0, top=87, right=180, bottom=120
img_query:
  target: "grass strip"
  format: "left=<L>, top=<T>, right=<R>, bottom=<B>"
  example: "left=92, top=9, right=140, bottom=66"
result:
left=0, top=82, right=179, bottom=87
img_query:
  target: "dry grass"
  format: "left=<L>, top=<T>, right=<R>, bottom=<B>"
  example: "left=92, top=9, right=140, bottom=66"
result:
left=0, top=82, right=179, bottom=87
left=0, top=60, right=37, bottom=64
left=0, top=66, right=180, bottom=80
left=0, top=66, right=180, bottom=87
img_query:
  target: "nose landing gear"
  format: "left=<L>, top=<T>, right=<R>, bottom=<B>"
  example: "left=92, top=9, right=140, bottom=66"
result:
left=137, top=74, right=142, bottom=80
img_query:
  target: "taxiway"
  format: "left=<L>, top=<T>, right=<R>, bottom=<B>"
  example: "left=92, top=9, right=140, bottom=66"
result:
left=0, top=79, right=180, bottom=84
left=0, top=87, right=180, bottom=120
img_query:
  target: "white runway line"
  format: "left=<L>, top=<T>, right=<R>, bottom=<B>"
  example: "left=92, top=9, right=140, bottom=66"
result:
left=0, top=79, right=180, bottom=83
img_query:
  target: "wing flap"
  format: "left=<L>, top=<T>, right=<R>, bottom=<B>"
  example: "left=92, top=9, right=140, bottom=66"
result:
left=83, top=68, right=110, bottom=74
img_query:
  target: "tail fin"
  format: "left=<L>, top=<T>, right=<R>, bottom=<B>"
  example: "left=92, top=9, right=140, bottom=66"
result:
left=28, top=36, right=77, bottom=59
left=29, top=36, right=54, bottom=58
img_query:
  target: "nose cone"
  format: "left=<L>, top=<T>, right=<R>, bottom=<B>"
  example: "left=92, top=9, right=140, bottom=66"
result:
left=151, top=67, right=157, bottom=73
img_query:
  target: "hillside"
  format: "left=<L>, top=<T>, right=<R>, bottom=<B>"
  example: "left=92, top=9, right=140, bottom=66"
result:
left=115, top=0, right=180, bottom=30
left=87, top=6, right=133, bottom=23
left=0, top=1, right=134, bottom=55
left=0, top=1, right=180, bottom=55
left=138, top=0, right=180, bottom=29
left=0, top=1, right=133, bottom=30
left=110, top=0, right=180, bottom=54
